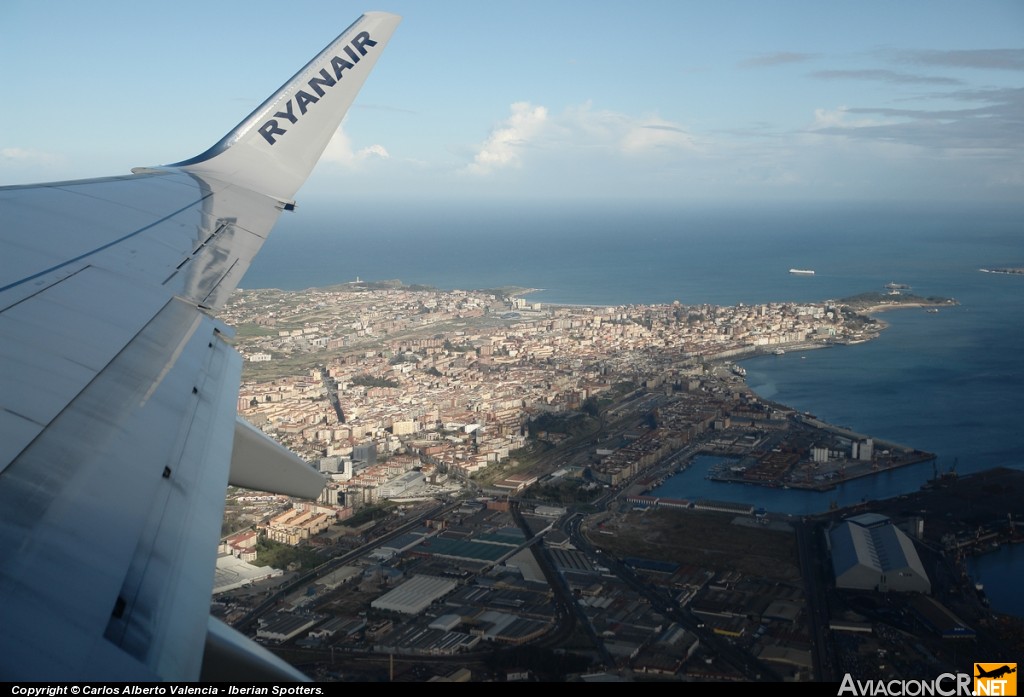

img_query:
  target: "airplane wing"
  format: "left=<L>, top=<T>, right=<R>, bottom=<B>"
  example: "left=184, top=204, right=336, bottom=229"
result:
left=0, top=12, right=401, bottom=681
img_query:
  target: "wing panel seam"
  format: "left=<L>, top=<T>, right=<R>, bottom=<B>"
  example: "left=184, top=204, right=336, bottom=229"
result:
left=0, top=265, right=90, bottom=313
left=0, top=194, right=213, bottom=295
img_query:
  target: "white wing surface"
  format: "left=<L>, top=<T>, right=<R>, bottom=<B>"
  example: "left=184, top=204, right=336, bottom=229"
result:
left=0, top=12, right=401, bottom=681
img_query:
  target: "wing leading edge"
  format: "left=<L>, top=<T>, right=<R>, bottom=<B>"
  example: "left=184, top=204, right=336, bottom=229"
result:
left=0, top=12, right=400, bottom=681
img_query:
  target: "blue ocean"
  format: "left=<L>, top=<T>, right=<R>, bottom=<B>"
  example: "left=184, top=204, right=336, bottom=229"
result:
left=243, top=199, right=1024, bottom=614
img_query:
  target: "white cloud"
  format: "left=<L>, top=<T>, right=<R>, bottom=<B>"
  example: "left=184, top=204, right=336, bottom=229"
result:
left=465, top=101, right=696, bottom=176
left=1, top=147, right=59, bottom=165
left=465, top=102, right=548, bottom=175
left=321, top=125, right=390, bottom=167
left=810, top=106, right=883, bottom=130
left=550, top=102, right=697, bottom=156
left=360, top=144, right=390, bottom=159
left=619, top=119, right=697, bottom=155
left=0, top=146, right=68, bottom=184
left=347, top=96, right=1020, bottom=202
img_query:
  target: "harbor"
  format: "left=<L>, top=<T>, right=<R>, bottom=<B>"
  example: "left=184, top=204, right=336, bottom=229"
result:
left=699, top=412, right=936, bottom=493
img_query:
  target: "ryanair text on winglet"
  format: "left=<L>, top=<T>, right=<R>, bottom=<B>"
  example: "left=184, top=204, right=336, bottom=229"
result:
left=257, top=30, right=378, bottom=145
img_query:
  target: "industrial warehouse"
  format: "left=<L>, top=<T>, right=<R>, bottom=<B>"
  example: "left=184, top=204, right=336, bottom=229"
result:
left=829, top=513, right=931, bottom=594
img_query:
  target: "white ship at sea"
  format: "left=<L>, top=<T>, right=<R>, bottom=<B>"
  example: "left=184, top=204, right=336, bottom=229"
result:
left=789, top=268, right=815, bottom=275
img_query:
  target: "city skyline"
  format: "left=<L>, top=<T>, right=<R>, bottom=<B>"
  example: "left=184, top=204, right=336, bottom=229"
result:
left=2, top=0, right=1022, bottom=206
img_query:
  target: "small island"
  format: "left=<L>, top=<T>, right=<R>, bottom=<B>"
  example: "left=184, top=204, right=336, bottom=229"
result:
left=839, top=290, right=958, bottom=313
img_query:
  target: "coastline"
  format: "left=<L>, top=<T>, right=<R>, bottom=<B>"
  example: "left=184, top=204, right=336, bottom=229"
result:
left=718, top=299, right=950, bottom=493
left=233, top=282, right=951, bottom=498
left=842, top=296, right=958, bottom=333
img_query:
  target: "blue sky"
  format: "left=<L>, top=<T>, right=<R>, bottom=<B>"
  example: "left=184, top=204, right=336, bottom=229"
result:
left=2, top=1, right=1022, bottom=206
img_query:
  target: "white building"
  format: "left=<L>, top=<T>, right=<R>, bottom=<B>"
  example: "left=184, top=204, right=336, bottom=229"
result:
left=371, top=575, right=458, bottom=615
left=378, top=470, right=425, bottom=499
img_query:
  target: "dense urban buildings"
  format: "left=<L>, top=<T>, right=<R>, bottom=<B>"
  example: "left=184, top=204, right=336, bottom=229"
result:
left=209, top=284, right=1020, bottom=682
left=222, top=284, right=881, bottom=502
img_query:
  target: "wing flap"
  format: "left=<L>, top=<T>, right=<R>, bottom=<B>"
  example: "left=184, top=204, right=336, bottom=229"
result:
left=202, top=617, right=309, bottom=682
left=106, top=311, right=242, bottom=679
left=0, top=300, right=238, bottom=679
left=230, top=417, right=326, bottom=499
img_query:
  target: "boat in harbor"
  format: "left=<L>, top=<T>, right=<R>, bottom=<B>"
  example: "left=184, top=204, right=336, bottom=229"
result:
left=789, top=268, right=815, bottom=275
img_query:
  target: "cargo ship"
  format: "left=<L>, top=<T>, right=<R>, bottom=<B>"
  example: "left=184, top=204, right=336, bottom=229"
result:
left=789, top=268, right=815, bottom=275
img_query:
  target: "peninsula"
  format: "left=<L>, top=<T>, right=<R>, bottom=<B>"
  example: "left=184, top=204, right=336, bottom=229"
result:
left=222, top=281, right=952, bottom=496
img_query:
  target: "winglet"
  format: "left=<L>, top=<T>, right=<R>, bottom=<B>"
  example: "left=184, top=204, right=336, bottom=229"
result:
left=169, top=12, right=400, bottom=202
